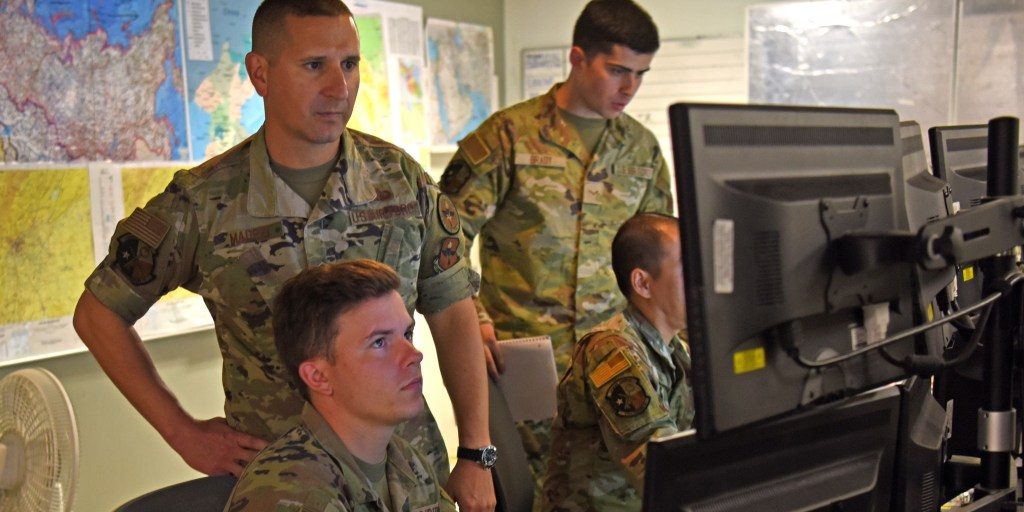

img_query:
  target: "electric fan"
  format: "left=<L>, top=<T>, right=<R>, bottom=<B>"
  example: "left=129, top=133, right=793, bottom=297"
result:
left=0, top=368, right=79, bottom=512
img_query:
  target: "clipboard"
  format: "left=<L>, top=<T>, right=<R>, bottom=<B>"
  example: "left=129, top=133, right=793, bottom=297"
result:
left=495, top=335, right=558, bottom=422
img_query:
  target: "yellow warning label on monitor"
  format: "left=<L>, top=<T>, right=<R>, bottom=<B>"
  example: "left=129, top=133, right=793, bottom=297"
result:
left=733, top=347, right=766, bottom=375
left=963, top=266, right=975, bottom=282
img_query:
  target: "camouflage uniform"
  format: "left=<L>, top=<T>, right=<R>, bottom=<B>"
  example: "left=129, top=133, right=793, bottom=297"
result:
left=85, top=128, right=475, bottom=477
left=225, top=403, right=456, bottom=512
left=439, top=83, right=673, bottom=481
left=540, top=305, right=694, bottom=512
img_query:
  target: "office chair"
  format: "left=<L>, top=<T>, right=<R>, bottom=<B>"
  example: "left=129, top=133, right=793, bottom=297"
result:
left=114, top=475, right=237, bottom=512
left=488, top=378, right=535, bottom=512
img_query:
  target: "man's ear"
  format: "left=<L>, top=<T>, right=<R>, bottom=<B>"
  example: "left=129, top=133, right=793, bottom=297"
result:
left=631, top=267, right=654, bottom=300
left=568, top=46, right=587, bottom=70
left=299, top=359, right=333, bottom=397
left=245, top=51, right=269, bottom=98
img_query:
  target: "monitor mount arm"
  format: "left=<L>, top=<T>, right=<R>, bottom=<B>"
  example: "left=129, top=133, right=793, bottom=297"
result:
left=831, top=117, right=1024, bottom=505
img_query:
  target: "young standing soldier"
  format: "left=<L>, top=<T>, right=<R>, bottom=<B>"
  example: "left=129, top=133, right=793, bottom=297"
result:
left=439, top=0, right=671, bottom=485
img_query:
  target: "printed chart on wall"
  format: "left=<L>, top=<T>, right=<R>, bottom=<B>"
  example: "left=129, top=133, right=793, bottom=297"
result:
left=182, top=0, right=264, bottom=161
left=349, top=0, right=430, bottom=154
left=0, top=0, right=188, bottom=163
left=0, top=163, right=213, bottom=367
left=521, top=36, right=747, bottom=170
left=0, top=0, right=491, bottom=366
left=426, top=18, right=498, bottom=147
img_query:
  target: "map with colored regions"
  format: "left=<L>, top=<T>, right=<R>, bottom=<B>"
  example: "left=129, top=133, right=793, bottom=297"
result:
left=0, top=168, right=92, bottom=326
left=0, top=0, right=187, bottom=162
left=348, top=13, right=393, bottom=140
left=397, top=57, right=428, bottom=147
left=183, top=0, right=264, bottom=161
left=426, top=19, right=496, bottom=146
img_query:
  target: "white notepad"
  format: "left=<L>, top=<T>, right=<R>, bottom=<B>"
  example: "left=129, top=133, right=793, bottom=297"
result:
left=495, top=335, right=558, bottom=423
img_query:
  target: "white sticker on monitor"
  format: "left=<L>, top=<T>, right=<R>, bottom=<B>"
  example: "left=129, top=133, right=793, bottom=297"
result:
left=713, top=219, right=735, bottom=294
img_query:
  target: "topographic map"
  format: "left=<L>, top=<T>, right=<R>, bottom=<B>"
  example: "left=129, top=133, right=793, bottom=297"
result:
left=348, top=13, right=393, bottom=140
left=0, top=0, right=468, bottom=365
left=0, top=0, right=187, bottom=162
left=0, top=167, right=93, bottom=363
left=426, top=19, right=496, bottom=146
left=349, top=0, right=428, bottom=152
left=0, top=168, right=92, bottom=325
left=184, top=0, right=263, bottom=161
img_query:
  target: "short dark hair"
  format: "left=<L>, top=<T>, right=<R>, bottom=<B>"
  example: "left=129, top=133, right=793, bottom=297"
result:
left=273, top=259, right=400, bottom=399
left=252, top=0, right=353, bottom=56
left=572, top=0, right=660, bottom=56
left=612, top=213, right=678, bottom=298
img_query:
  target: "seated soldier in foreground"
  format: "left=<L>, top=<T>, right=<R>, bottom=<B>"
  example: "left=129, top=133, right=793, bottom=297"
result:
left=225, top=259, right=455, bottom=511
left=540, top=213, right=694, bottom=512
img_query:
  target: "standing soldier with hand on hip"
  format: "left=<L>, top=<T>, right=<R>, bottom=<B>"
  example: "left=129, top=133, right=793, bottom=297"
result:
left=73, top=1, right=495, bottom=509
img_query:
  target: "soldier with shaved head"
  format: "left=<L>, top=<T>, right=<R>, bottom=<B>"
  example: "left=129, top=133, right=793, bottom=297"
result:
left=74, top=1, right=495, bottom=509
left=541, top=213, right=693, bottom=512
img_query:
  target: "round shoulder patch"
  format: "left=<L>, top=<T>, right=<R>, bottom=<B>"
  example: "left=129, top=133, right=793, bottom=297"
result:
left=437, top=195, right=462, bottom=234
left=604, top=376, right=650, bottom=417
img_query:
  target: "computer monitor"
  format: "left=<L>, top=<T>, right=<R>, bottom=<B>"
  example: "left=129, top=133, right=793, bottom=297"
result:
left=670, top=103, right=919, bottom=436
left=928, top=125, right=990, bottom=308
left=898, top=121, right=956, bottom=356
left=643, top=385, right=901, bottom=512
left=929, top=124, right=991, bottom=209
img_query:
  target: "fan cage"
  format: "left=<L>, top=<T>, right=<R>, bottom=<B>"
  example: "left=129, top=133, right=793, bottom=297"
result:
left=0, top=368, right=78, bottom=512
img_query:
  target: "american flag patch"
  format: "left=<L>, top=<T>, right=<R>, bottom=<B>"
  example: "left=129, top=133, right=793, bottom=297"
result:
left=589, top=350, right=630, bottom=388
left=123, top=208, right=170, bottom=248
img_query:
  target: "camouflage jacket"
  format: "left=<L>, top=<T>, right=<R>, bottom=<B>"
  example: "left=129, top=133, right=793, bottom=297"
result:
left=85, top=128, right=475, bottom=466
left=225, top=403, right=456, bottom=512
left=540, top=305, right=694, bottom=512
left=439, top=84, right=673, bottom=370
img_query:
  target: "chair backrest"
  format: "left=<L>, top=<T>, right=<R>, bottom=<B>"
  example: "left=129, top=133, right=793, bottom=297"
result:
left=114, top=475, right=237, bottom=512
left=488, top=378, right=535, bottom=512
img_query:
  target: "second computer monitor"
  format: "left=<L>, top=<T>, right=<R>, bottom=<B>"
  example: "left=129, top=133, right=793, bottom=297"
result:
left=670, top=103, right=919, bottom=436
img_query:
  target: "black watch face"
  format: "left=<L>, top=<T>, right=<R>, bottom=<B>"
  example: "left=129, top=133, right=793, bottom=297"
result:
left=481, top=446, right=498, bottom=467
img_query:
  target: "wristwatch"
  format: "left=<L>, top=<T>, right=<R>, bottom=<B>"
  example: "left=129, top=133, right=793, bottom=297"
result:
left=457, top=444, right=498, bottom=469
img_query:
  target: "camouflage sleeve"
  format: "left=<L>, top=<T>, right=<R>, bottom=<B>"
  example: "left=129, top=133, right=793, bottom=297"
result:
left=637, top=140, right=674, bottom=215
left=226, top=436, right=351, bottom=512
left=225, top=481, right=348, bottom=512
left=439, top=118, right=513, bottom=246
left=421, top=448, right=458, bottom=512
left=224, top=481, right=344, bottom=509
left=439, top=118, right=513, bottom=325
left=582, top=332, right=679, bottom=490
left=408, top=157, right=478, bottom=315
left=84, top=171, right=200, bottom=324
